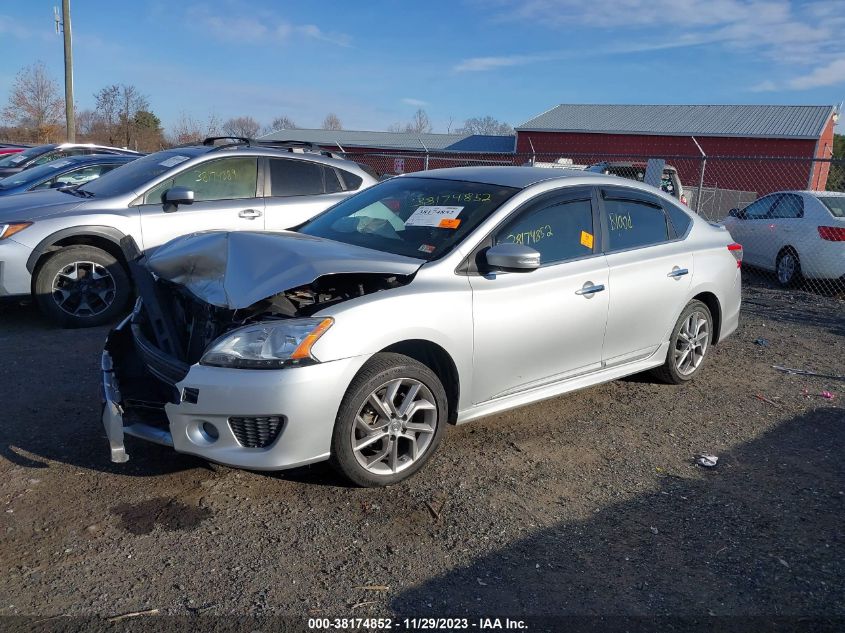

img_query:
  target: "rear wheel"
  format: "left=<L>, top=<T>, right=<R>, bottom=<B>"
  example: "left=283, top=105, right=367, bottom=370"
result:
left=330, top=353, right=447, bottom=487
left=34, top=245, right=131, bottom=328
left=775, top=248, right=801, bottom=287
left=651, top=300, right=713, bottom=385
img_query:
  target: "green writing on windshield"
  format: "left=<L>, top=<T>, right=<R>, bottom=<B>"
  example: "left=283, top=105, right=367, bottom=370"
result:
left=413, top=192, right=492, bottom=206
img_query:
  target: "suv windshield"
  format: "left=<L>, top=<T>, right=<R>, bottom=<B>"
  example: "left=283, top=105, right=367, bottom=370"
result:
left=299, top=177, right=518, bottom=260
left=0, top=145, right=51, bottom=168
left=78, top=149, right=202, bottom=197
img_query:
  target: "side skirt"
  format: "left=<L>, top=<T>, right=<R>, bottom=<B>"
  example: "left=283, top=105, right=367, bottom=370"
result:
left=455, top=341, right=669, bottom=425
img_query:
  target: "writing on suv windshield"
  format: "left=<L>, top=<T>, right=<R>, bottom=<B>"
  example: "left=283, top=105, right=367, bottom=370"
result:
left=299, top=177, right=518, bottom=260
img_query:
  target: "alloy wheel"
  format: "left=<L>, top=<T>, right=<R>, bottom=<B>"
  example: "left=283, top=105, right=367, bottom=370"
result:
left=51, top=261, right=116, bottom=317
left=674, top=311, right=709, bottom=376
left=777, top=253, right=796, bottom=285
left=351, top=378, right=438, bottom=475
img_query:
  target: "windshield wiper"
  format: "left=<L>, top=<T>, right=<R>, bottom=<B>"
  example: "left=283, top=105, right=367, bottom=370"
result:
left=60, top=187, right=89, bottom=197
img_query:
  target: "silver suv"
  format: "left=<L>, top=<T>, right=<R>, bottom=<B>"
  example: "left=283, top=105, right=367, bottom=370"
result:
left=0, top=138, right=376, bottom=327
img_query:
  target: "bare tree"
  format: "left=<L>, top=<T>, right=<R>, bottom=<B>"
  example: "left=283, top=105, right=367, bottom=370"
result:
left=2, top=61, right=65, bottom=141
left=222, top=116, right=261, bottom=139
left=455, top=115, right=513, bottom=135
left=168, top=112, right=204, bottom=145
left=266, top=115, right=298, bottom=133
left=75, top=109, right=97, bottom=137
left=387, top=122, right=404, bottom=133
left=93, top=84, right=149, bottom=146
left=322, top=113, right=342, bottom=130
left=404, top=108, right=432, bottom=134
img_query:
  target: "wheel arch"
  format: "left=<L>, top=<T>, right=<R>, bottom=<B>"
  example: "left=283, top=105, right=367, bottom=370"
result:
left=27, top=226, right=131, bottom=286
left=691, top=291, right=723, bottom=344
left=378, top=339, right=460, bottom=424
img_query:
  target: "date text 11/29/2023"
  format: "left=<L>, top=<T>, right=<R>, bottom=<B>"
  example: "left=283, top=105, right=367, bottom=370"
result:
left=307, top=617, right=529, bottom=630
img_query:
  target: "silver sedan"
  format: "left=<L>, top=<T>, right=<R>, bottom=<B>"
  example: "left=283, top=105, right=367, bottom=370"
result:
left=102, top=167, right=742, bottom=486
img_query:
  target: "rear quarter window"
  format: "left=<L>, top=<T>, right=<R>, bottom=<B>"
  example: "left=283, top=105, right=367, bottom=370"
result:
left=664, top=202, right=692, bottom=237
left=818, top=196, right=845, bottom=218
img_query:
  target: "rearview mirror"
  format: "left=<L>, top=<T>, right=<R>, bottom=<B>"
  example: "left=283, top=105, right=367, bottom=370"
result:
left=163, top=186, right=194, bottom=210
left=484, top=243, right=541, bottom=272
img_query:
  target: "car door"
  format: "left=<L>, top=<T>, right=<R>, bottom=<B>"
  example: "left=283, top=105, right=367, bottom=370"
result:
left=725, top=194, right=779, bottom=267
left=600, top=187, right=693, bottom=367
left=136, top=156, right=264, bottom=249
left=263, top=158, right=351, bottom=230
left=468, top=187, right=610, bottom=404
left=764, top=193, right=804, bottom=267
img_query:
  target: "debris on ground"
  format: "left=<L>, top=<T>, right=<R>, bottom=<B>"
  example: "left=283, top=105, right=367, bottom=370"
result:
left=773, top=366, right=845, bottom=381
left=755, top=394, right=782, bottom=408
left=106, top=608, right=160, bottom=623
left=754, top=338, right=769, bottom=347
left=695, top=454, right=719, bottom=468
left=801, top=388, right=836, bottom=401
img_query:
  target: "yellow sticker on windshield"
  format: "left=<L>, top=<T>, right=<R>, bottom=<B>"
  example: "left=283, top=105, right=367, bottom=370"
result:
left=580, top=230, right=594, bottom=249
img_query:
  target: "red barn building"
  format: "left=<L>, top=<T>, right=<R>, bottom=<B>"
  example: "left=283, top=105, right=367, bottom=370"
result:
left=515, top=104, right=838, bottom=194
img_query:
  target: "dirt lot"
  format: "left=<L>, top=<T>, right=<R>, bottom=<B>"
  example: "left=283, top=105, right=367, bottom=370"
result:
left=0, top=273, right=843, bottom=631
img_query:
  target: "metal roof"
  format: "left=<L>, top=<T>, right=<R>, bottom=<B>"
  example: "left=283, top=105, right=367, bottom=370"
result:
left=517, top=104, right=836, bottom=139
left=258, top=128, right=516, bottom=153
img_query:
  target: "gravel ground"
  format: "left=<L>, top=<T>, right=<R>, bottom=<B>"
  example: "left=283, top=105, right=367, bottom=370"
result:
left=0, top=272, right=843, bottom=631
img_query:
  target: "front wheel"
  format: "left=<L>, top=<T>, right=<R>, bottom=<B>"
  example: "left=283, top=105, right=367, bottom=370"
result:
left=651, top=300, right=713, bottom=384
left=330, top=353, right=448, bottom=487
left=34, top=245, right=131, bottom=328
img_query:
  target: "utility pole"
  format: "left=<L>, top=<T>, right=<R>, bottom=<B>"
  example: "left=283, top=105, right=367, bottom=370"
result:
left=56, top=1, right=75, bottom=141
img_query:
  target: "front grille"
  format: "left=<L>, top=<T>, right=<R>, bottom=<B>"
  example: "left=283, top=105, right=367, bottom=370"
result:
left=228, top=416, right=285, bottom=448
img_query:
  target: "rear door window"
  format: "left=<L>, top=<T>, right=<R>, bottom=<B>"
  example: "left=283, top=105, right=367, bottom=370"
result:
left=269, top=158, right=325, bottom=197
left=770, top=193, right=804, bottom=218
left=664, top=201, right=692, bottom=237
left=602, top=190, right=670, bottom=251
left=742, top=195, right=779, bottom=219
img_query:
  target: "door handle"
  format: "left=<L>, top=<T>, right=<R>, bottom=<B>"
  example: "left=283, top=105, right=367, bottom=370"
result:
left=667, top=268, right=689, bottom=278
left=238, top=208, right=262, bottom=219
left=575, top=283, right=605, bottom=296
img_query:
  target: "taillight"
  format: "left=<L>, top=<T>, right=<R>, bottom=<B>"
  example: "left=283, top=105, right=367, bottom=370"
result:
left=727, top=242, right=743, bottom=267
left=818, top=226, right=845, bottom=241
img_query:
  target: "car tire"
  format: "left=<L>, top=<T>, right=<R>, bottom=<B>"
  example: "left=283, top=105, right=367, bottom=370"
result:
left=651, top=300, right=713, bottom=385
left=330, top=352, right=448, bottom=487
left=775, top=248, right=801, bottom=288
left=34, top=245, right=131, bottom=328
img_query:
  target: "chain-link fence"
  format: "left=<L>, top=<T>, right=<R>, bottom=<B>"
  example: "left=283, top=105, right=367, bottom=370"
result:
left=342, top=149, right=845, bottom=295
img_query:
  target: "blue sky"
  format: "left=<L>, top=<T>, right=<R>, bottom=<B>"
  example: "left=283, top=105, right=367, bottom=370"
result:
left=1, top=0, right=843, bottom=133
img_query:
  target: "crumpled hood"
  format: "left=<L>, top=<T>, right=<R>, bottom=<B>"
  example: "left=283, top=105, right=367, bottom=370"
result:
left=0, top=189, right=86, bottom=221
left=146, top=230, right=425, bottom=309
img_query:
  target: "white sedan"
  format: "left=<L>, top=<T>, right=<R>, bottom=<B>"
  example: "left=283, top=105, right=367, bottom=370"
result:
left=722, top=191, right=845, bottom=286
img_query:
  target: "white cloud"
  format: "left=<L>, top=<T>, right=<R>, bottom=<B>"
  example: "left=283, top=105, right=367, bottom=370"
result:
left=478, top=0, right=845, bottom=81
left=187, top=5, right=351, bottom=47
left=454, top=54, right=554, bottom=72
left=786, top=58, right=845, bottom=90
left=402, top=98, right=428, bottom=106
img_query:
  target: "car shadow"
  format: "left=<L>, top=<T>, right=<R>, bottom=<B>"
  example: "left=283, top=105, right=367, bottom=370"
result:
left=391, top=407, right=844, bottom=627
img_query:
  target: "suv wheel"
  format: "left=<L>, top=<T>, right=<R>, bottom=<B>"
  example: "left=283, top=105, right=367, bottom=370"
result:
left=34, top=245, right=131, bottom=328
left=651, top=300, right=713, bottom=385
left=330, top=353, right=447, bottom=487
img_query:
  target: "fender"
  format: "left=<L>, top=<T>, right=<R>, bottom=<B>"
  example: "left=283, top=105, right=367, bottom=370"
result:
left=25, top=225, right=128, bottom=273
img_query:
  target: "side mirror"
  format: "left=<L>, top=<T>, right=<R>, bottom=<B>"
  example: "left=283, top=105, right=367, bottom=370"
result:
left=728, top=208, right=746, bottom=219
left=484, top=243, right=541, bottom=272
left=163, top=186, right=194, bottom=210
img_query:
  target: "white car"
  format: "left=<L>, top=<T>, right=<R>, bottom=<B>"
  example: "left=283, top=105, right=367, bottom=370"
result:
left=722, top=191, right=845, bottom=286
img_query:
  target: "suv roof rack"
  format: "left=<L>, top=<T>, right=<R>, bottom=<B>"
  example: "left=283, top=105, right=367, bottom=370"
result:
left=200, top=136, right=345, bottom=159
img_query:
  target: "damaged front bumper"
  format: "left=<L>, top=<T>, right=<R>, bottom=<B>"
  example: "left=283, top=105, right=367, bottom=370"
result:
left=100, top=314, right=369, bottom=471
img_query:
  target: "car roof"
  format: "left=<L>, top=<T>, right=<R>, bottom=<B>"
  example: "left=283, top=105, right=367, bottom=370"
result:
left=762, top=190, right=845, bottom=198
left=167, top=143, right=369, bottom=172
left=401, top=166, right=607, bottom=188
left=50, top=153, right=139, bottom=166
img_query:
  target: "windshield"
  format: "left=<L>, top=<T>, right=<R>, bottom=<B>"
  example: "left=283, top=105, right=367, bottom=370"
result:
left=0, top=145, right=51, bottom=168
left=0, top=159, right=78, bottom=189
left=299, top=177, right=519, bottom=260
left=78, top=149, right=201, bottom=197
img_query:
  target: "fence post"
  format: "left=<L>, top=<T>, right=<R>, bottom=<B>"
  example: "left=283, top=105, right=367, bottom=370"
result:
left=691, top=136, right=707, bottom=214
left=419, top=138, right=430, bottom=170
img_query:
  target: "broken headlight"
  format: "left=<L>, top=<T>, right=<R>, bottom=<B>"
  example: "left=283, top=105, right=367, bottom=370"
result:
left=200, top=317, right=333, bottom=369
